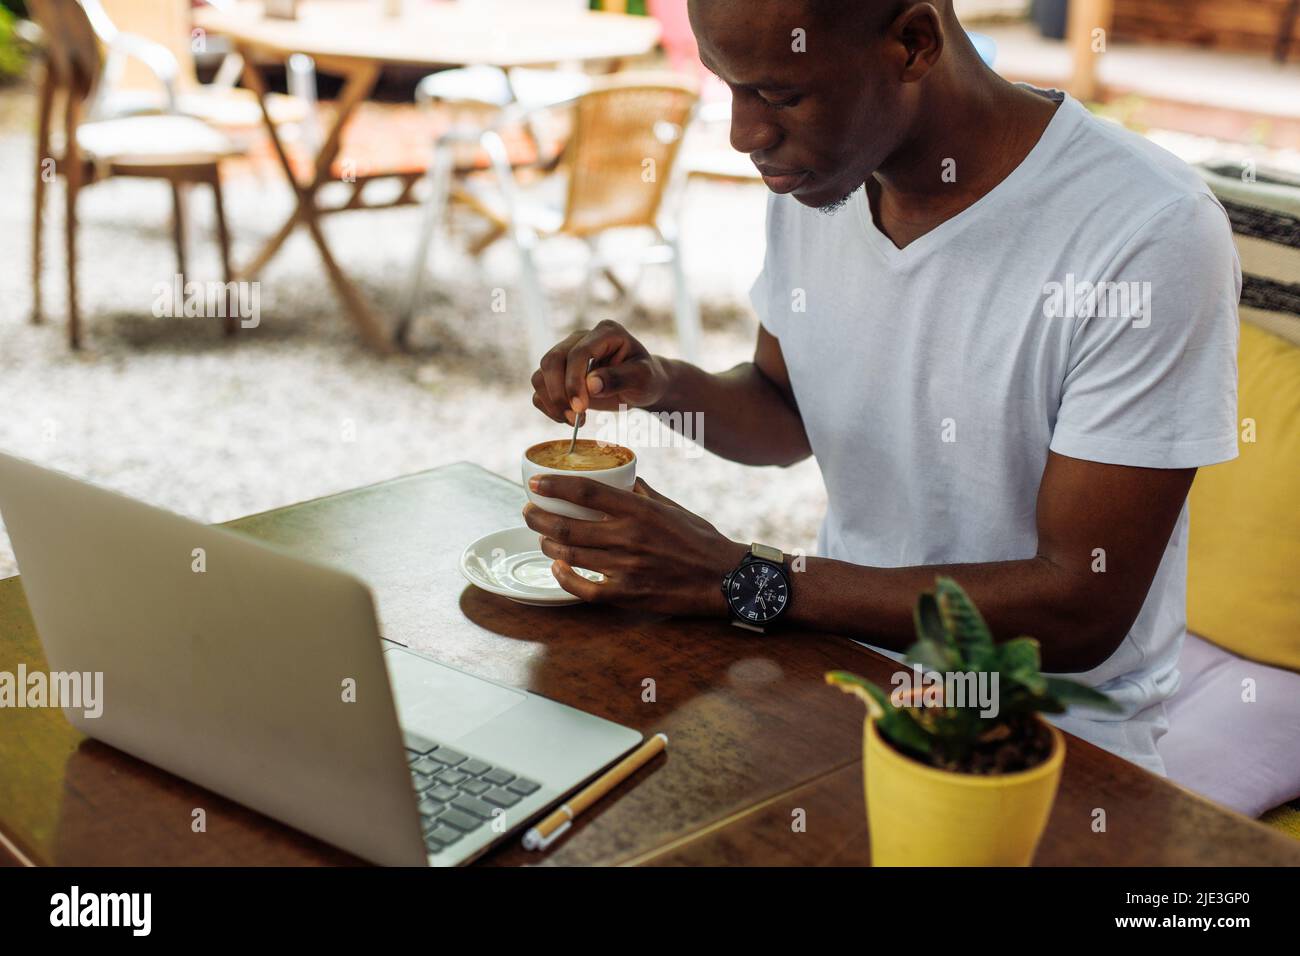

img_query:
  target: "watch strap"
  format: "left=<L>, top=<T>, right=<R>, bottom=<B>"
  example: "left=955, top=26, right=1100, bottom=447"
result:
left=750, top=542, right=784, bottom=564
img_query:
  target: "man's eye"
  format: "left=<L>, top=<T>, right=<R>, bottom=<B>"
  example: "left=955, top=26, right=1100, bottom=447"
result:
left=762, top=94, right=802, bottom=111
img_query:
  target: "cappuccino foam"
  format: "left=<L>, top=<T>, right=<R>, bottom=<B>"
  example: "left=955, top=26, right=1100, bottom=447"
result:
left=527, top=439, right=634, bottom=471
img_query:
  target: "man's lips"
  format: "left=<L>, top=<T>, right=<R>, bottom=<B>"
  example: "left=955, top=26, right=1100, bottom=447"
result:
left=755, top=165, right=810, bottom=194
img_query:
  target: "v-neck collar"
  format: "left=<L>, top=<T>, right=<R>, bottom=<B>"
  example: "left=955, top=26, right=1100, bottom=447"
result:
left=856, top=88, right=1082, bottom=268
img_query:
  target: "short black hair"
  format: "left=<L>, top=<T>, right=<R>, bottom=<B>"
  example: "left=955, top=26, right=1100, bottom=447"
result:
left=809, top=0, right=903, bottom=31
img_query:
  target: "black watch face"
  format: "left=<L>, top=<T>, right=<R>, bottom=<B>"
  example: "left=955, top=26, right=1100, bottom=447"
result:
left=727, top=560, right=790, bottom=625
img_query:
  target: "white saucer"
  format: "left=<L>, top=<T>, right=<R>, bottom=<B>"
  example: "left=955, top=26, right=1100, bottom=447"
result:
left=459, top=526, right=604, bottom=607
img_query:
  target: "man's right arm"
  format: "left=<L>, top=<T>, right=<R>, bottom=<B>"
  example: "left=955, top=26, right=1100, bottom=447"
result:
left=530, top=321, right=812, bottom=468
left=648, top=326, right=811, bottom=466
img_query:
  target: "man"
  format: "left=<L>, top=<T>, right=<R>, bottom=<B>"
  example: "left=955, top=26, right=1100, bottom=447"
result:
left=523, top=0, right=1240, bottom=774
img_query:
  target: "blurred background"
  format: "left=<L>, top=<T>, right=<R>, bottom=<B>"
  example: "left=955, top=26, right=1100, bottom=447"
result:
left=0, top=0, right=1297, bottom=577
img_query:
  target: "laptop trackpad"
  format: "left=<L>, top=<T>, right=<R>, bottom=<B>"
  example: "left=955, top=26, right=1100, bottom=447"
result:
left=385, top=648, right=525, bottom=743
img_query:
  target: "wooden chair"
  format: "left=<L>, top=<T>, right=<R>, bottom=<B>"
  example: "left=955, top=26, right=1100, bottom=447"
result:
left=400, top=75, right=701, bottom=362
left=1278, top=0, right=1300, bottom=63
left=29, top=0, right=242, bottom=348
left=86, top=0, right=308, bottom=131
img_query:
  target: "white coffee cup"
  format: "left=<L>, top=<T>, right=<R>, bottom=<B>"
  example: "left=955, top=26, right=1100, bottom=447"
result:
left=521, top=439, right=637, bottom=521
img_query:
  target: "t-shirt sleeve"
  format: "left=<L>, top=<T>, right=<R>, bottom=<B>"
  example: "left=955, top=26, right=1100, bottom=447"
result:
left=749, top=192, right=786, bottom=338
left=1049, top=192, right=1241, bottom=469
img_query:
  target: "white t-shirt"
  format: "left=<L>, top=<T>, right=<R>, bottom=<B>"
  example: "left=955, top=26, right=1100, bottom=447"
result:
left=750, top=89, right=1240, bottom=774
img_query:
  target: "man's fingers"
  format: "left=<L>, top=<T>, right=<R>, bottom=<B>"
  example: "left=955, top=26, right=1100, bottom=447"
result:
left=565, top=323, right=634, bottom=413
left=538, top=331, right=586, bottom=421
left=586, top=358, right=650, bottom=404
left=531, top=390, right=562, bottom=423
left=530, top=321, right=648, bottom=420
left=530, top=385, right=582, bottom=425
left=522, top=500, right=624, bottom=546
left=527, top=475, right=643, bottom=517
left=537, top=537, right=619, bottom=576
left=550, top=560, right=607, bottom=603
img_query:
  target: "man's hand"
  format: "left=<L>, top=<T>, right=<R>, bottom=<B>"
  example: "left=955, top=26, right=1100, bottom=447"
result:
left=529, top=323, right=812, bottom=469
left=531, top=320, right=673, bottom=425
left=521, top=475, right=749, bottom=617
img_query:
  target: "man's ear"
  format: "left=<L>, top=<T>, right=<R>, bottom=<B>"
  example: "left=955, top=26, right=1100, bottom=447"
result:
left=890, top=3, right=945, bottom=81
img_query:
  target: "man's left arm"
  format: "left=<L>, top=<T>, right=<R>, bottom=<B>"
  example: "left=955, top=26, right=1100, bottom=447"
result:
left=524, top=454, right=1193, bottom=675
left=780, top=452, right=1195, bottom=673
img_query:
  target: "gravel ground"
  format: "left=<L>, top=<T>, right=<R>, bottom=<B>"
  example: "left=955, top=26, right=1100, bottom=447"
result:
left=0, top=82, right=828, bottom=580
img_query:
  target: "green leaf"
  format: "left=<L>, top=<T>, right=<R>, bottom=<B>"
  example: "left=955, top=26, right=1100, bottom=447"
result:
left=825, top=670, right=889, bottom=719
left=1043, top=676, right=1120, bottom=712
left=997, top=683, right=1050, bottom=716
left=905, top=637, right=957, bottom=674
left=934, top=577, right=996, bottom=667
left=878, top=706, right=934, bottom=757
left=999, top=636, right=1040, bottom=672
left=999, top=637, right=1047, bottom=695
left=830, top=670, right=936, bottom=758
left=913, top=593, right=951, bottom=650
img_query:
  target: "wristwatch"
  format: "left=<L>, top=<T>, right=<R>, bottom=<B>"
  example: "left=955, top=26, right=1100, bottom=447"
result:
left=721, top=543, right=792, bottom=633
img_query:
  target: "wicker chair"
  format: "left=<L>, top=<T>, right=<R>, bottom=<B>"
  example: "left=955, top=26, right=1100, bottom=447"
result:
left=29, top=0, right=242, bottom=348
left=403, top=63, right=593, bottom=248
left=400, top=74, right=701, bottom=363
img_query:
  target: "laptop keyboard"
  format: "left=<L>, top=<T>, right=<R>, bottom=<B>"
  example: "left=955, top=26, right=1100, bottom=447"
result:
left=404, top=732, right=542, bottom=856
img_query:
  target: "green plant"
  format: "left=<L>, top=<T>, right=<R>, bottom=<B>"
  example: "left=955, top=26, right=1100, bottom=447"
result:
left=827, top=576, right=1117, bottom=774
left=0, top=5, right=28, bottom=84
left=592, top=0, right=648, bottom=14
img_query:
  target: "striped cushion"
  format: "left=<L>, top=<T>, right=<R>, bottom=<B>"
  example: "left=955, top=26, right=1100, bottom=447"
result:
left=1197, top=163, right=1300, bottom=345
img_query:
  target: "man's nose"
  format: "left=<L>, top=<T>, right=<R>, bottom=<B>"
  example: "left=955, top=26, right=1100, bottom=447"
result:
left=729, top=95, right=780, bottom=157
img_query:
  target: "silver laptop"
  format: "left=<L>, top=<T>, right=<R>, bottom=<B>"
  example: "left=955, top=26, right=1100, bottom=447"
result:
left=0, top=452, right=641, bottom=866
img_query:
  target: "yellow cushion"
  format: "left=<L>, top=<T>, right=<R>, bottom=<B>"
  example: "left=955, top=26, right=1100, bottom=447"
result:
left=1261, top=802, right=1300, bottom=841
left=1187, top=321, right=1300, bottom=672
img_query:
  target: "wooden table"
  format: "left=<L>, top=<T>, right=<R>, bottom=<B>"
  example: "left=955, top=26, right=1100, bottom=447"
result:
left=2, top=463, right=1298, bottom=866
left=192, top=1, right=661, bottom=352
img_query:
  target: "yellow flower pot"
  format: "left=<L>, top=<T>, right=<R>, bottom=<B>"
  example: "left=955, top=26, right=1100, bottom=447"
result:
left=863, top=716, right=1064, bottom=866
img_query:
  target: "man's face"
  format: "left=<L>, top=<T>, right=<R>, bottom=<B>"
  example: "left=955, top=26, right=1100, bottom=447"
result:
left=688, top=0, right=908, bottom=210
